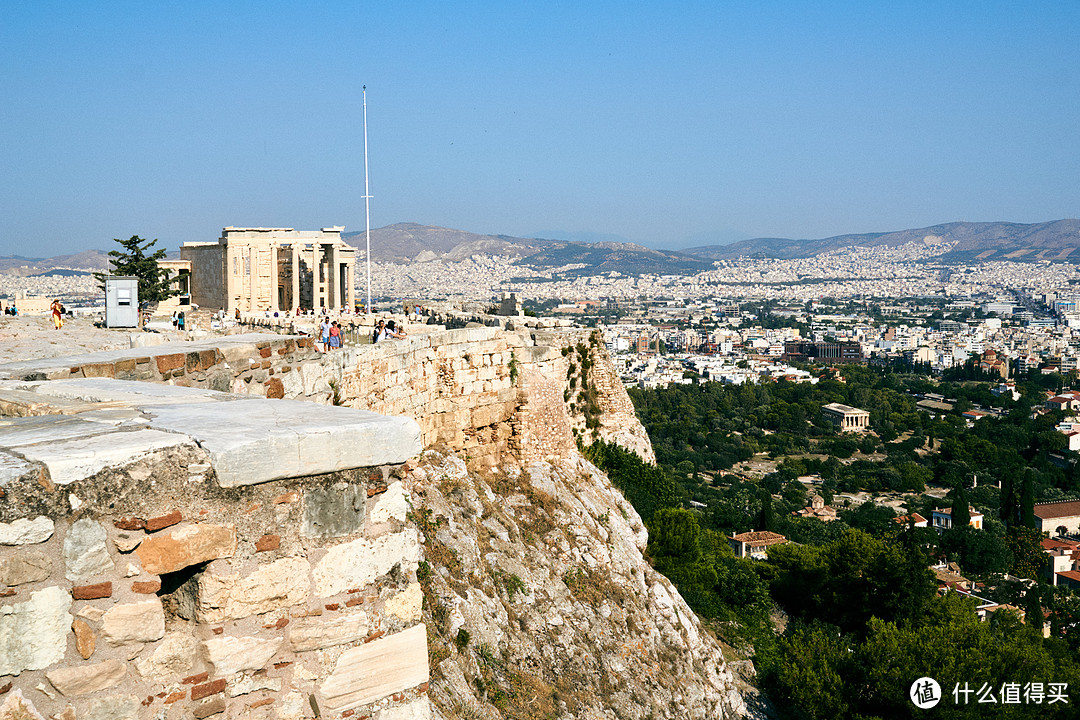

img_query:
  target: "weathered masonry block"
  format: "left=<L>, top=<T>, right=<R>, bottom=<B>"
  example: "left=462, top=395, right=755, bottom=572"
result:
left=0, top=380, right=430, bottom=719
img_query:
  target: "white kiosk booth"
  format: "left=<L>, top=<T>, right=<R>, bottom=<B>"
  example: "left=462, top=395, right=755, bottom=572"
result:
left=105, top=276, right=139, bottom=328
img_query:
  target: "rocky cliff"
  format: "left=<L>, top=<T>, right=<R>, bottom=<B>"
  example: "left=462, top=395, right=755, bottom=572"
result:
left=411, top=450, right=746, bottom=720
left=0, top=326, right=747, bottom=720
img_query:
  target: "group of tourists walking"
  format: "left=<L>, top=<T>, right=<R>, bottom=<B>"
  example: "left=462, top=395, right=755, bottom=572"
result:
left=320, top=319, right=343, bottom=351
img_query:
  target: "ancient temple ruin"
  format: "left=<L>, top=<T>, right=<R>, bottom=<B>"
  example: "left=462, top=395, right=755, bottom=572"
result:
left=181, top=227, right=357, bottom=313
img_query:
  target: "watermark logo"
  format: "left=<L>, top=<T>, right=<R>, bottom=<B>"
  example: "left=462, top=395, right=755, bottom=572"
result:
left=910, top=678, right=1070, bottom=708
left=911, top=677, right=942, bottom=709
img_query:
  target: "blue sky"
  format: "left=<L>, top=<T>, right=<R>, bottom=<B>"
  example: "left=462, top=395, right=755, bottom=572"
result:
left=2, top=1, right=1078, bottom=256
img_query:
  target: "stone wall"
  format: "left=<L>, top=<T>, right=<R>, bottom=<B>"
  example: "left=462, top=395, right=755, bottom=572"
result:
left=0, top=382, right=430, bottom=720
left=182, top=243, right=227, bottom=311
left=0, top=334, right=322, bottom=405
left=0, top=327, right=655, bottom=468
left=329, top=326, right=654, bottom=467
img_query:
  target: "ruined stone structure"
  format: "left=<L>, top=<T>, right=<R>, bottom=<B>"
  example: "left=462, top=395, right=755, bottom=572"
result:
left=182, top=228, right=356, bottom=313
left=0, top=380, right=427, bottom=720
left=0, top=327, right=743, bottom=720
left=0, top=328, right=654, bottom=467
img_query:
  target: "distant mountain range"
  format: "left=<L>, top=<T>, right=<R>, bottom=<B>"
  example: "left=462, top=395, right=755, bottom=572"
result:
left=343, top=219, right=1080, bottom=272
left=342, top=223, right=714, bottom=276
left=0, top=250, right=111, bottom=276
left=5, top=220, right=1079, bottom=279
left=682, top=219, right=1080, bottom=263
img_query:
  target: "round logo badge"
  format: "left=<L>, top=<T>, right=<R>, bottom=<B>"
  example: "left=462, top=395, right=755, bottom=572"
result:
left=910, top=677, right=942, bottom=709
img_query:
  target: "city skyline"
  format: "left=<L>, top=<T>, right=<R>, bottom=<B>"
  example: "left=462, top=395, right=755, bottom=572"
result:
left=2, top=2, right=1079, bottom=257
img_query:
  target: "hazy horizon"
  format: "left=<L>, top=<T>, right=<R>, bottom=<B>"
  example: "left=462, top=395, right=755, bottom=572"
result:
left=2, top=3, right=1079, bottom=257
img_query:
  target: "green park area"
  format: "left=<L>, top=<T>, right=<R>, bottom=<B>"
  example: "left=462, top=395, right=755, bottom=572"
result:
left=587, top=364, right=1080, bottom=718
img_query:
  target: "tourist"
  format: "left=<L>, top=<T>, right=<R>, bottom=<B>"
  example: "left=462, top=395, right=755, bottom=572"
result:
left=372, top=320, right=387, bottom=343
left=385, top=320, right=407, bottom=340
left=320, top=318, right=331, bottom=351
left=50, top=299, right=64, bottom=330
left=329, top=321, right=342, bottom=349
left=177, top=311, right=185, bottom=331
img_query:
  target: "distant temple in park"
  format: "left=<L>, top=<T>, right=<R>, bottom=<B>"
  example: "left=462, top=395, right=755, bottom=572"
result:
left=781, top=340, right=864, bottom=364
left=178, top=227, right=357, bottom=313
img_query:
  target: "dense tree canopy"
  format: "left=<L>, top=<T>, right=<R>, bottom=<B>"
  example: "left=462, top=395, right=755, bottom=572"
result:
left=610, top=368, right=1080, bottom=718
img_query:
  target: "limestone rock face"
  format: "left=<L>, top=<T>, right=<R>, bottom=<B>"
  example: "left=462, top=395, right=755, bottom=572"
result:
left=135, top=631, right=198, bottom=678
left=196, top=556, right=310, bottom=623
left=62, top=519, right=113, bottom=582
left=414, top=450, right=748, bottom=720
left=45, top=659, right=125, bottom=696
left=376, top=697, right=431, bottom=720
left=0, top=550, right=53, bottom=586
left=0, top=688, right=47, bottom=720
left=0, top=586, right=72, bottom=675
left=369, top=481, right=410, bottom=524
left=288, top=611, right=369, bottom=653
left=384, top=583, right=423, bottom=622
left=100, top=599, right=165, bottom=646
left=313, top=530, right=421, bottom=598
left=229, top=675, right=282, bottom=697
left=80, top=694, right=141, bottom=720
left=71, top=618, right=96, bottom=659
left=0, top=517, right=54, bottom=546
left=202, top=635, right=283, bottom=676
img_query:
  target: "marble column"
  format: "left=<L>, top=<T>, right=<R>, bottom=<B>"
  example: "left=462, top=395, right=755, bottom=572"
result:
left=268, top=243, right=280, bottom=312
left=314, top=243, right=324, bottom=309
left=291, top=244, right=301, bottom=311
left=346, top=262, right=355, bottom=309
left=330, top=245, right=341, bottom=310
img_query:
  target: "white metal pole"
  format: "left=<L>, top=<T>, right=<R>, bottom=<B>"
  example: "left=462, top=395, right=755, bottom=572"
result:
left=363, top=86, right=373, bottom=314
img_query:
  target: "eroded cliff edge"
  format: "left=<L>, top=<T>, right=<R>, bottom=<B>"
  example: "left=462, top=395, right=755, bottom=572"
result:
left=412, top=450, right=746, bottom=720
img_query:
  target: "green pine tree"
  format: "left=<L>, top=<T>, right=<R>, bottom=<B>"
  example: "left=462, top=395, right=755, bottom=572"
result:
left=94, top=235, right=178, bottom=304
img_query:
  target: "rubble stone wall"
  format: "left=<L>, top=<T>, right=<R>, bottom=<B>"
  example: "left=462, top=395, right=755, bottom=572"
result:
left=0, top=443, right=431, bottom=720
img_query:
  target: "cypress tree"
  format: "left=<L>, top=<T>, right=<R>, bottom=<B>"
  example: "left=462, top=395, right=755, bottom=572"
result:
left=1000, top=473, right=1017, bottom=528
left=1020, top=473, right=1037, bottom=530
left=951, top=484, right=970, bottom=529
left=1026, top=588, right=1043, bottom=630
left=757, top=489, right=775, bottom=532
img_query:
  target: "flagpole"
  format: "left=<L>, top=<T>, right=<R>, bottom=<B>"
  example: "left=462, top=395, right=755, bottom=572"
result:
left=363, top=85, right=373, bottom=314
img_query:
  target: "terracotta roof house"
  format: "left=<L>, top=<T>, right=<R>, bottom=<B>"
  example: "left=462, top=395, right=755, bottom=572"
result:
left=728, top=530, right=788, bottom=559
left=932, top=507, right=984, bottom=531
left=894, top=512, right=928, bottom=528
left=1034, top=501, right=1080, bottom=536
